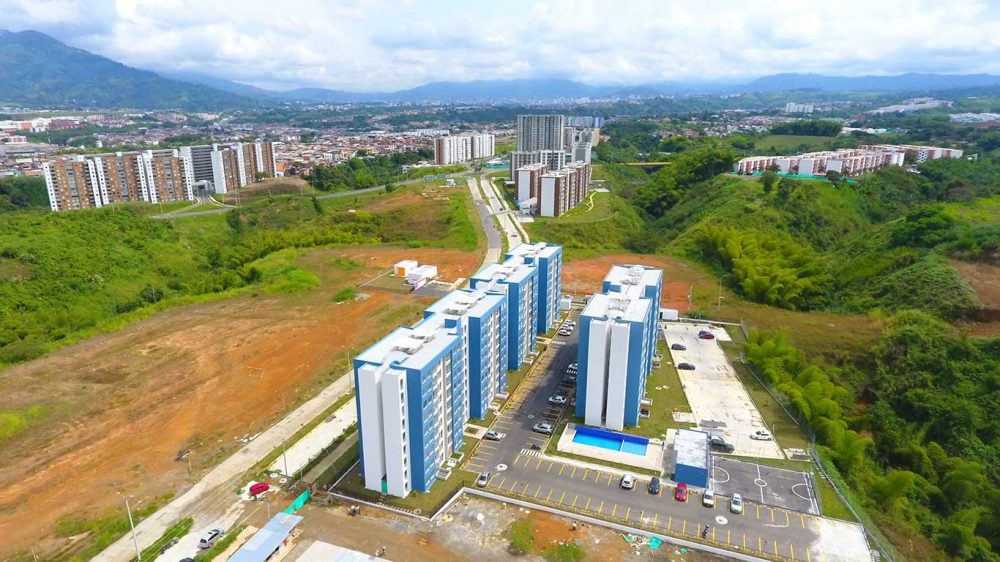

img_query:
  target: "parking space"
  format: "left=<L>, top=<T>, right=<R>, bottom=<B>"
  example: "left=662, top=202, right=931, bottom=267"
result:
left=711, top=456, right=819, bottom=515
left=662, top=323, right=784, bottom=459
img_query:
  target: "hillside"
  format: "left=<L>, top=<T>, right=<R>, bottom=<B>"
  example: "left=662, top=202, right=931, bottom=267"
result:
left=0, top=30, right=253, bottom=109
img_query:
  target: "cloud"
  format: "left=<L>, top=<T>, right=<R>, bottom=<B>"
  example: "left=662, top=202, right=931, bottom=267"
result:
left=3, top=0, right=1000, bottom=91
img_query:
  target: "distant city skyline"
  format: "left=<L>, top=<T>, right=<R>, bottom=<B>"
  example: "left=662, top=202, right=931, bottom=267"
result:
left=5, top=0, right=1000, bottom=92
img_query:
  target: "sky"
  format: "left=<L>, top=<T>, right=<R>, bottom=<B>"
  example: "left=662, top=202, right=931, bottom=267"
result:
left=5, top=0, right=1000, bottom=92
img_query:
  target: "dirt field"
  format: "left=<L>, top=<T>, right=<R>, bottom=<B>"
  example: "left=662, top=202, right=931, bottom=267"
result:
left=951, top=259, right=1000, bottom=336
left=0, top=244, right=477, bottom=558
left=562, top=253, right=881, bottom=360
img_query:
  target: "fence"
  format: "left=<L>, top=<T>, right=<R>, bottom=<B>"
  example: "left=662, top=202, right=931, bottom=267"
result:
left=737, top=320, right=897, bottom=562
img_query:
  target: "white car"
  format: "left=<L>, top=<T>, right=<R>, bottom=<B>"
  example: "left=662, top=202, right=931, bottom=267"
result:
left=750, top=430, right=773, bottom=441
left=484, top=430, right=506, bottom=441
left=620, top=474, right=636, bottom=490
left=702, top=489, right=715, bottom=508
left=730, top=493, right=744, bottom=514
left=532, top=422, right=554, bottom=435
left=548, top=395, right=568, bottom=405
left=476, top=472, right=490, bottom=487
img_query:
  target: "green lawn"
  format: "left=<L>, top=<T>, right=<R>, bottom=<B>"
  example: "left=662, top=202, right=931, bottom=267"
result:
left=621, top=340, right=692, bottom=440
left=544, top=191, right=613, bottom=223
left=334, top=440, right=477, bottom=514
left=755, top=134, right=838, bottom=154
left=815, top=472, right=854, bottom=520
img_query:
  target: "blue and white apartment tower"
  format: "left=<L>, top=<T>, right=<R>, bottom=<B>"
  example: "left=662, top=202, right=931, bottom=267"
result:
left=576, top=265, right=663, bottom=431
left=353, top=313, right=468, bottom=498
left=470, top=251, right=540, bottom=371
left=425, top=287, right=509, bottom=420
left=504, top=242, right=563, bottom=335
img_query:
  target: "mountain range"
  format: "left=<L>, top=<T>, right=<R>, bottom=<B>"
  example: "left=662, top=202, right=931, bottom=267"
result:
left=3, top=29, right=1000, bottom=110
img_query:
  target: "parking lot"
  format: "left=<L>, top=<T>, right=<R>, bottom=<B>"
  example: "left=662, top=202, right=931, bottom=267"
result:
left=663, top=323, right=784, bottom=459
left=461, top=312, right=870, bottom=562
left=711, top=456, right=819, bottom=515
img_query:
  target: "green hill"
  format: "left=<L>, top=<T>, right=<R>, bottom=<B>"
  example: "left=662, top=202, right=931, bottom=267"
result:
left=0, top=30, right=253, bottom=109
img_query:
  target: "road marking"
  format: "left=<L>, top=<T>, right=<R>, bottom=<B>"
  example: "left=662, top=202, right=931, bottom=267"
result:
left=583, top=468, right=589, bottom=481
left=658, top=484, right=663, bottom=496
left=822, top=549, right=828, bottom=562
left=497, top=477, right=506, bottom=489
left=535, top=458, right=543, bottom=470
left=559, top=464, right=566, bottom=476
left=570, top=466, right=577, bottom=479
left=585, top=497, right=591, bottom=511
left=611, top=504, right=617, bottom=518
left=547, top=461, right=554, bottom=473
left=546, top=489, right=553, bottom=502
left=624, top=506, right=631, bottom=521
left=758, top=537, right=762, bottom=553
left=770, top=509, right=775, bottom=523
left=712, top=527, right=716, bottom=542
left=790, top=544, right=795, bottom=560
left=652, top=513, right=658, bottom=527
left=727, top=529, right=731, bottom=545
left=534, top=486, right=543, bottom=498
left=606, top=474, right=613, bottom=487
left=668, top=516, right=672, bottom=531
left=522, top=482, right=530, bottom=494
left=598, top=500, right=604, bottom=514
left=800, top=514, right=806, bottom=528
left=487, top=474, right=498, bottom=487
left=571, top=494, right=578, bottom=508
left=756, top=504, right=760, bottom=519
left=743, top=533, right=746, bottom=550
left=514, top=454, right=523, bottom=466
left=785, top=511, right=790, bottom=526
left=807, top=547, right=812, bottom=562
left=509, top=480, right=519, bottom=492
left=774, top=540, right=779, bottom=556
left=682, top=520, right=686, bottom=535
left=559, top=491, right=566, bottom=504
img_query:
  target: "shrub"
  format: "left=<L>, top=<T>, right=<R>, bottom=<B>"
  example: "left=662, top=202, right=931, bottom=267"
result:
left=334, top=287, right=358, bottom=302
left=543, top=541, right=585, bottom=562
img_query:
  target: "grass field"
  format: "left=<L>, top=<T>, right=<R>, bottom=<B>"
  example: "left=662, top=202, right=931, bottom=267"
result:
left=621, top=340, right=692, bottom=440
left=755, top=134, right=838, bottom=154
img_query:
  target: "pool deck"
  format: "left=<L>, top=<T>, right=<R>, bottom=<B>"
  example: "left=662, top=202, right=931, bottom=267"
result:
left=557, top=423, right=664, bottom=472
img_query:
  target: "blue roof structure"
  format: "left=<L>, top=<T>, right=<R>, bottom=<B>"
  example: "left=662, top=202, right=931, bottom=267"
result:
left=228, top=513, right=303, bottom=562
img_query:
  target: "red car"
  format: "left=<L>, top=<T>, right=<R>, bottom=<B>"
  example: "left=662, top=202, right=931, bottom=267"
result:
left=249, top=482, right=270, bottom=497
left=674, top=482, right=688, bottom=502
left=698, top=330, right=716, bottom=340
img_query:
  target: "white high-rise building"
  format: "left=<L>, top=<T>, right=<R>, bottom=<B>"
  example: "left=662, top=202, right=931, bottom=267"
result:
left=433, top=133, right=495, bottom=165
left=516, top=115, right=565, bottom=151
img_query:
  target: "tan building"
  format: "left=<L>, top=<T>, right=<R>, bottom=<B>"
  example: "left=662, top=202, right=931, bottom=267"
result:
left=144, top=150, right=192, bottom=203
left=538, top=161, right=591, bottom=217
left=91, top=152, right=149, bottom=203
left=211, top=146, right=242, bottom=194
left=43, top=157, right=101, bottom=211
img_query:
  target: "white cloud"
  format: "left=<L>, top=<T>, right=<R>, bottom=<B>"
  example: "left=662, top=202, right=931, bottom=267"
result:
left=4, top=0, right=1000, bottom=91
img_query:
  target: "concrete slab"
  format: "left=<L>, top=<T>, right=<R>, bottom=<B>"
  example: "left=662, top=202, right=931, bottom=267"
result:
left=710, top=456, right=819, bottom=515
left=662, top=324, right=783, bottom=459
left=556, top=423, right=664, bottom=472
left=269, top=398, right=357, bottom=477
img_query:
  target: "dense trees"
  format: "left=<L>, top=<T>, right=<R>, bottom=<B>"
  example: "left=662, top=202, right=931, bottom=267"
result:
left=305, top=151, right=453, bottom=192
left=0, top=176, right=49, bottom=212
left=770, top=120, right=843, bottom=136
left=633, top=147, right=735, bottom=217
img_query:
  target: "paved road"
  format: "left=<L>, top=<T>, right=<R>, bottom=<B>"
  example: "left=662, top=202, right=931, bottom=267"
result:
left=95, top=372, right=355, bottom=562
left=463, top=315, right=870, bottom=562
left=477, top=173, right=525, bottom=250
left=466, top=177, right=502, bottom=270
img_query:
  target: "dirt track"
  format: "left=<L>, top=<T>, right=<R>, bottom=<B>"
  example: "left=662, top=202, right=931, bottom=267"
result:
left=0, top=245, right=476, bottom=557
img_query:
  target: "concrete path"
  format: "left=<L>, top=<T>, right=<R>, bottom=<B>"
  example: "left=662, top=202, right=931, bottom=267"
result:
left=94, top=372, right=354, bottom=562
left=466, top=176, right=502, bottom=271
left=302, top=433, right=359, bottom=485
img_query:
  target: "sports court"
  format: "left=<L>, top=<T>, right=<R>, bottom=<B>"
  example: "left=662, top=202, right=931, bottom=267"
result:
left=710, top=456, right=819, bottom=515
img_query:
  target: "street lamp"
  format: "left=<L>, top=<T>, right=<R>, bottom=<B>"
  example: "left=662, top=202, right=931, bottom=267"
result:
left=116, top=492, right=141, bottom=561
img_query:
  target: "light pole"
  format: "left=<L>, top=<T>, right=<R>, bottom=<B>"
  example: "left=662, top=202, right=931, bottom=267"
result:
left=117, top=492, right=141, bottom=561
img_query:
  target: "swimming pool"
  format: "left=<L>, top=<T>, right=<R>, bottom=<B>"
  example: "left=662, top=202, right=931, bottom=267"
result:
left=572, top=426, right=649, bottom=456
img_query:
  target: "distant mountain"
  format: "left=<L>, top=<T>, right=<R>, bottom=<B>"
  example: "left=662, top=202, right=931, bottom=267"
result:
left=745, top=72, right=1000, bottom=92
left=163, top=71, right=279, bottom=99
left=0, top=30, right=255, bottom=110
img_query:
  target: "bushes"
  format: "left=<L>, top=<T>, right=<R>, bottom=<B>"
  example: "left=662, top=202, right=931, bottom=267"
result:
left=334, top=287, right=357, bottom=302
left=697, top=226, right=826, bottom=310
left=543, top=541, right=585, bottom=562
left=507, top=517, right=534, bottom=555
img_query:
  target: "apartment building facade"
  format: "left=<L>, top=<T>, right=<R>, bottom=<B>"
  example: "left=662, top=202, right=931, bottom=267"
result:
left=504, top=242, right=563, bottom=335
left=517, top=115, right=565, bottom=151
left=734, top=144, right=963, bottom=177
left=425, top=287, right=509, bottom=419
left=354, top=314, right=467, bottom=497
left=515, top=162, right=548, bottom=202
left=470, top=256, right=539, bottom=371
left=433, top=133, right=495, bottom=165
left=576, top=265, right=663, bottom=431
left=43, top=157, right=101, bottom=211
left=354, top=242, right=563, bottom=498
left=538, top=161, right=591, bottom=217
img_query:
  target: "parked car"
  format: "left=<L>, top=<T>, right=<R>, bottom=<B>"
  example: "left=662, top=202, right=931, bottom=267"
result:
left=648, top=476, right=661, bottom=495
left=180, top=558, right=195, bottom=562
left=702, top=489, right=715, bottom=508
left=559, top=330, right=571, bottom=336
left=249, top=482, right=270, bottom=497
left=698, top=330, right=716, bottom=340
left=569, top=363, right=578, bottom=370
left=750, top=430, right=773, bottom=441
left=563, top=374, right=577, bottom=383
left=677, top=362, right=696, bottom=370
left=198, top=529, right=224, bottom=550
left=620, top=474, right=636, bottom=490
left=730, top=493, right=744, bottom=514
left=566, top=365, right=578, bottom=373
left=548, top=395, right=567, bottom=405
left=709, top=435, right=735, bottom=453
left=484, top=430, right=506, bottom=441
left=674, top=482, right=688, bottom=502
left=532, top=422, right=554, bottom=435
left=476, top=472, right=490, bottom=487
left=670, top=343, right=687, bottom=351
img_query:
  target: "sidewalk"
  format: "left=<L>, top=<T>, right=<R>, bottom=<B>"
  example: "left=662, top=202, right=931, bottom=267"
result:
left=94, top=371, right=354, bottom=562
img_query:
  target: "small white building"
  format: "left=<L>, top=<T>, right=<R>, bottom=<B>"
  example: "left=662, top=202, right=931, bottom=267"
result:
left=394, top=260, right=418, bottom=277
left=406, top=265, right=438, bottom=286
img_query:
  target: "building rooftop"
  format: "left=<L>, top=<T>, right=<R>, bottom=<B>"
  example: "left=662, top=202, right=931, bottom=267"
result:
left=425, top=287, right=505, bottom=320
left=229, top=513, right=303, bottom=562
left=674, top=429, right=710, bottom=470
left=472, top=254, right=537, bottom=285
left=604, top=265, right=663, bottom=291
left=506, top=242, right=561, bottom=261
left=355, top=313, right=460, bottom=372
left=582, top=291, right=651, bottom=324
